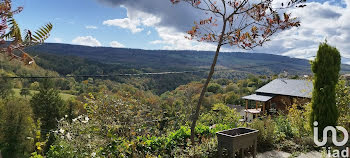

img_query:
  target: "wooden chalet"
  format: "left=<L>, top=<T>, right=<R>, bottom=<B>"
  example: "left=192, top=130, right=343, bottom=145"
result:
left=242, top=79, right=313, bottom=122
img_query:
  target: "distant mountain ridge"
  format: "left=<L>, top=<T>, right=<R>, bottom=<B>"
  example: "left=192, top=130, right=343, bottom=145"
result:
left=25, top=43, right=350, bottom=75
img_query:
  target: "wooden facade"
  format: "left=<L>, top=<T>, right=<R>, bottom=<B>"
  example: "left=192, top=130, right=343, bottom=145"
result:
left=242, top=79, right=313, bottom=121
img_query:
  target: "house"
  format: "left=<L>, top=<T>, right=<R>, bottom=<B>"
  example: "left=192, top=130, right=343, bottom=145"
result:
left=242, top=78, right=313, bottom=121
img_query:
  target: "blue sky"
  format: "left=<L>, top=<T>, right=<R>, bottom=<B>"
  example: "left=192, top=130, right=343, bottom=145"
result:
left=14, top=0, right=162, bottom=49
left=12, top=0, right=350, bottom=63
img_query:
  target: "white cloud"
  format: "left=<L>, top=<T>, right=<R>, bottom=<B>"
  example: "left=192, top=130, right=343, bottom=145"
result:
left=85, top=25, right=98, bottom=29
left=250, top=0, right=350, bottom=63
left=53, top=37, right=63, bottom=43
left=150, top=26, right=232, bottom=51
left=110, top=41, right=125, bottom=48
left=72, top=36, right=102, bottom=47
left=100, top=0, right=350, bottom=63
left=103, top=7, right=160, bottom=34
left=147, top=30, right=151, bottom=35
left=103, top=18, right=143, bottom=33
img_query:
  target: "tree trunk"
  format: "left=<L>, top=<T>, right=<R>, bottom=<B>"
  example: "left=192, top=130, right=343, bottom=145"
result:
left=190, top=19, right=227, bottom=144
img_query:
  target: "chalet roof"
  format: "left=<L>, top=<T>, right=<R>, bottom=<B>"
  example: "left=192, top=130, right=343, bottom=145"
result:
left=256, top=78, right=313, bottom=98
left=242, top=94, right=273, bottom=102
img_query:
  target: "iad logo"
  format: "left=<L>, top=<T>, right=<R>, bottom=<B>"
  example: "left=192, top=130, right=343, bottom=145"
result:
left=313, top=121, right=349, bottom=147
left=313, top=121, right=349, bottom=158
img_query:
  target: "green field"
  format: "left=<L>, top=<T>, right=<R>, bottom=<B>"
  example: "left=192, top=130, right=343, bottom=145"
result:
left=13, top=88, right=76, bottom=101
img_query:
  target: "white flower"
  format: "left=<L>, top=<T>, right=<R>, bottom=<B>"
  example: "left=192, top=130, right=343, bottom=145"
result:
left=91, top=152, right=96, bottom=157
left=82, top=116, right=89, bottom=123
left=72, top=118, right=77, bottom=122
left=65, top=115, right=68, bottom=118
left=59, top=128, right=65, bottom=134
left=66, top=132, right=72, bottom=140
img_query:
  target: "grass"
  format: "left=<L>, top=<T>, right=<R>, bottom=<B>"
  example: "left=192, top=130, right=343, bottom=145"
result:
left=12, top=88, right=76, bottom=101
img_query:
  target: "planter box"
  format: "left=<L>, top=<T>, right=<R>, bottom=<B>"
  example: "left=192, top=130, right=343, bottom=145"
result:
left=216, top=127, right=259, bottom=158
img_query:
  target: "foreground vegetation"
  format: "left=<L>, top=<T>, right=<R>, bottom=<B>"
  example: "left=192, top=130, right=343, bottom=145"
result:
left=1, top=67, right=349, bottom=157
left=0, top=0, right=348, bottom=157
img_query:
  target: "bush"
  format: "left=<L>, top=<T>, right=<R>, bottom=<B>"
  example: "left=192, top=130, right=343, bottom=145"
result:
left=207, top=83, right=222, bottom=94
left=249, top=116, right=275, bottom=152
left=173, top=137, right=218, bottom=157
left=288, top=103, right=311, bottom=138
left=199, top=103, right=240, bottom=127
left=274, top=115, right=293, bottom=141
left=336, top=80, right=350, bottom=132
left=224, top=91, right=239, bottom=104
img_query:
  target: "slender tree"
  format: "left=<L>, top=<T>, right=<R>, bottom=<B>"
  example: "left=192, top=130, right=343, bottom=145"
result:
left=30, top=79, right=64, bottom=131
left=171, top=0, right=306, bottom=143
left=310, top=42, right=341, bottom=135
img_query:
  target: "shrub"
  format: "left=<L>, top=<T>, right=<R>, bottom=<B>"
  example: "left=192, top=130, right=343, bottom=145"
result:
left=173, top=137, right=218, bottom=158
left=224, top=91, right=239, bottom=104
left=274, top=115, right=293, bottom=141
left=207, top=83, right=222, bottom=94
left=336, top=80, right=350, bottom=132
left=288, top=103, right=312, bottom=138
left=249, top=116, right=275, bottom=152
left=199, top=103, right=240, bottom=127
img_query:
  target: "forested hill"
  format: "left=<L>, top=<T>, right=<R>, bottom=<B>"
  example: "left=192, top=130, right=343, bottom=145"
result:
left=26, top=43, right=350, bottom=76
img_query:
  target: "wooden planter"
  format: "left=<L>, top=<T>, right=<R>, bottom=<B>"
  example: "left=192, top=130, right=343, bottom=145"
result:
left=216, top=127, right=259, bottom=158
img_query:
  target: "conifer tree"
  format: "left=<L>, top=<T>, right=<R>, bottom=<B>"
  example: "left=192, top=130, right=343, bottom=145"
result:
left=310, top=42, right=341, bottom=135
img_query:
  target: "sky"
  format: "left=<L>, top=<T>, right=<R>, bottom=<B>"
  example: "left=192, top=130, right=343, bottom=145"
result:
left=13, top=0, right=350, bottom=64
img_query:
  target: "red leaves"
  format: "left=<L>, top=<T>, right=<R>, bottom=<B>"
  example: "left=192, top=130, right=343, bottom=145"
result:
left=200, top=33, right=216, bottom=42
left=284, top=13, right=290, bottom=22
left=266, top=18, right=273, bottom=26
left=194, top=0, right=201, bottom=6
left=170, top=0, right=180, bottom=4
left=199, top=17, right=212, bottom=25
left=186, top=25, right=199, bottom=40
left=235, top=2, right=240, bottom=8
left=176, top=0, right=304, bottom=50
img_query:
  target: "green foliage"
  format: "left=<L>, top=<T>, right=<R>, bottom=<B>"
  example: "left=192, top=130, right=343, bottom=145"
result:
left=310, top=42, right=341, bottom=133
left=207, top=83, right=222, bottom=93
left=48, top=92, right=162, bottom=157
left=336, top=79, right=350, bottom=132
left=0, top=99, right=35, bottom=157
left=47, top=88, right=243, bottom=157
left=20, top=87, right=31, bottom=98
left=274, top=115, right=293, bottom=141
left=249, top=103, right=318, bottom=153
left=0, top=72, right=14, bottom=99
left=4, top=16, right=22, bottom=42
left=249, top=116, right=275, bottom=152
left=30, top=79, right=64, bottom=131
left=199, top=103, right=240, bottom=127
left=287, top=103, right=312, bottom=138
left=3, top=15, right=52, bottom=46
left=29, top=23, right=53, bottom=44
left=224, top=91, right=239, bottom=104
left=173, top=137, right=218, bottom=157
